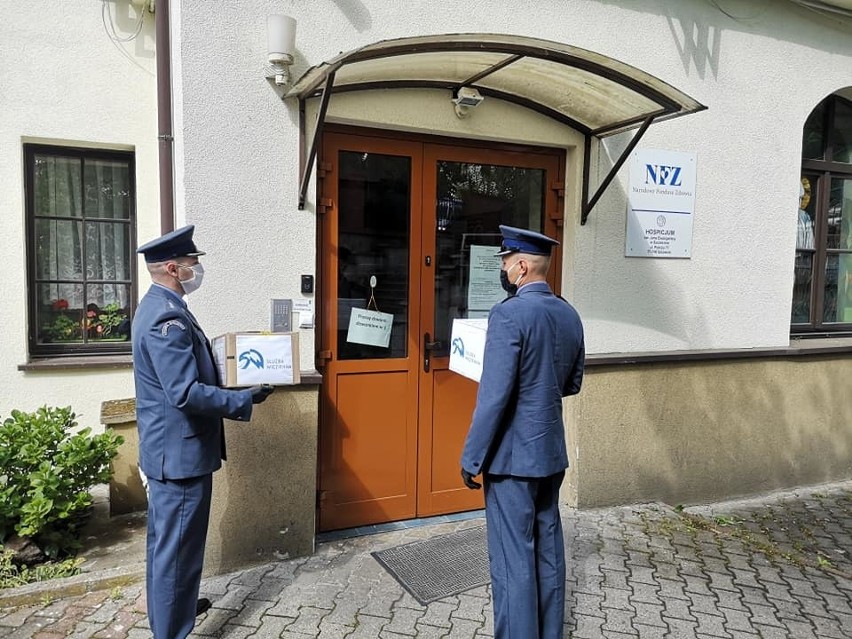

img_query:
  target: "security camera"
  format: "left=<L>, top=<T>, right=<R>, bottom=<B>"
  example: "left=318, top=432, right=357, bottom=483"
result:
left=452, top=86, right=485, bottom=108
left=451, top=87, right=485, bottom=118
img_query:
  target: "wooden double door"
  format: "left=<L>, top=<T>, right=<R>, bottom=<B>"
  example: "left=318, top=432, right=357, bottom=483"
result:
left=317, top=129, right=563, bottom=531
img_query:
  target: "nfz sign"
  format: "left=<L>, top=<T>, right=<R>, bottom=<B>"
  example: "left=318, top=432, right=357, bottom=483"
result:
left=627, top=149, right=697, bottom=259
left=645, top=164, right=683, bottom=187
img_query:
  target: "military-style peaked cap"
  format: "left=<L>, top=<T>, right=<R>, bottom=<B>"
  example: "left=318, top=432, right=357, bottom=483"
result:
left=495, top=225, right=559, bottom=256
left=136, top=225, right=206, bottom=263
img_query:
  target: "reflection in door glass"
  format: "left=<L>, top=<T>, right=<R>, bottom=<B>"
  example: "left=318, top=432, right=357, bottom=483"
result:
left=433, top=161, right=546, bottom=356
left=337, top=151, right=410, bottom=360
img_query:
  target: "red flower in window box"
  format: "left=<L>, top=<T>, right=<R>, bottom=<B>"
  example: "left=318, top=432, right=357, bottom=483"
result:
left=51, top=299, right=69, bottom=311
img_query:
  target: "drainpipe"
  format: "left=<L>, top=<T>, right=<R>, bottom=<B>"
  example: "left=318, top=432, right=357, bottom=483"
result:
left=155, top=0, right=175, bottom=233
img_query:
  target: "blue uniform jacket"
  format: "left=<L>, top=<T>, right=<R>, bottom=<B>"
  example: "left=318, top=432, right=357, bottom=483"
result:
left=132, top=284, right=254, bottom=480
left=461, top=281, right=585, bottom=478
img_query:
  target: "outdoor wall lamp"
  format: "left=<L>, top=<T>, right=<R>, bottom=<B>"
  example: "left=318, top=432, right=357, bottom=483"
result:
left=266, top=14, right=297, bottom=86
left=452, top=86, right=485, bottom=118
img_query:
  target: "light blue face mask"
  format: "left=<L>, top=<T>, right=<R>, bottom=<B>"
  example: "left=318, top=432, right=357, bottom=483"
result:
left=177, top=263, right=204, bottom=295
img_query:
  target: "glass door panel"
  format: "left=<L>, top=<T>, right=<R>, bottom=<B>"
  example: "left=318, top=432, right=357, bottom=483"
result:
left=792, top=173, right=818, bottom=324
left=433, top=161, right=546, bottom=356
left=337, top=150, right=411, bottom=360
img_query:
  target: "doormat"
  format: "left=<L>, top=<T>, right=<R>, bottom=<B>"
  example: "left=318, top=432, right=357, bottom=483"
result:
left=371, top=525, right=490, bottom=605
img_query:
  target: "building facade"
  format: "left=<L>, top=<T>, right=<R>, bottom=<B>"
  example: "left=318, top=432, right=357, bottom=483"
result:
left=4, top=0, right=852, bottom=540
left=2, top=1, right=157, bottom=426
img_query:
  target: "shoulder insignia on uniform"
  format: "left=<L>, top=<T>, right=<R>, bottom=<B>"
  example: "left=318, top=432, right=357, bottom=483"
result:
left=161, top=319, right=187, bottom=336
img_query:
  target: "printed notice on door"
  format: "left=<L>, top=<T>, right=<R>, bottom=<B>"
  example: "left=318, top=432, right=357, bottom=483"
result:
left=346, top=308, right=393, bottom=348
left=626, top=149, right=697, bottom=258
left=468, top=245, right=506, bottom=312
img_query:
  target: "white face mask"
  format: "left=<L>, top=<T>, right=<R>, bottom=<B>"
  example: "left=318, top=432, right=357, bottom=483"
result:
left=177, top=263, right=204, bottom=295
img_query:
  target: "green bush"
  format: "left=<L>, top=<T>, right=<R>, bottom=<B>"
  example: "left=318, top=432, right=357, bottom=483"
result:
left=0, top=407, right=123, bottom=558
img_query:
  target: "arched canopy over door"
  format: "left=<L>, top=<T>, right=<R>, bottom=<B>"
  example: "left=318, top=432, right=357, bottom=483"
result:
left=287, top=33, right=706, bottom=222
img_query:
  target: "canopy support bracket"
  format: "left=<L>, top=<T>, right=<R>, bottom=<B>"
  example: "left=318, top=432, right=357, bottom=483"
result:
left=298, top=71, right=336, bottom=210
left=581, top=114, right=655, bottom=225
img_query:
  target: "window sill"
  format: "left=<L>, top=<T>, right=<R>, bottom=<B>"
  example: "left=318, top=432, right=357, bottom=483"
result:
left=19, top=355, right=134, bottom=371
left=586, top=336, right=852, bottom=367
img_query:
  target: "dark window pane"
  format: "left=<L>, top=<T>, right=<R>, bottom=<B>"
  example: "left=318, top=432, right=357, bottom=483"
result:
left=797, top=174, right=817, bottom=250
left=33, top=155, right=82, bottom=218
left=84, top=284, right=131, bottom=341
left=823, top=253, right=852, bottom=323
left=791, top=252, right=812, bottom=324
left=85, top=221, right=131, bottom=280
left=36, top=283, right=84, bottom=344
left=826, top=178, right=852, bottom=250
left=433, top=161, right=546, bottom=355
left=830, top=98, right=852, bottom=164
left=802, top=102, right=826, bottom=160
left=35, top=219, right=83, bottom=280
left=337, top=151, right=410, bottom=360
left=84, top=159, right=131, bottom=219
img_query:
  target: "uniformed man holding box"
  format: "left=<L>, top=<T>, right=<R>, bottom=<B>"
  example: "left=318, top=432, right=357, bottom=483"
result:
left=133, top=225, right=273, bottom=639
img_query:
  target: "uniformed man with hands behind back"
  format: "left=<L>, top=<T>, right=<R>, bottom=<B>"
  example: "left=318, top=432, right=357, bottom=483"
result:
left=461, top=225, right=585, bottom=639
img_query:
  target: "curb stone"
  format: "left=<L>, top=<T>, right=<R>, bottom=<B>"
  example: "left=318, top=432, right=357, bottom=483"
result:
left=0, top=562, right=145, bottom=609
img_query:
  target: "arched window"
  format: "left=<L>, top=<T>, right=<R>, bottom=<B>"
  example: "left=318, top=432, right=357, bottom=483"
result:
left=792, top=91, right=852, bottom=333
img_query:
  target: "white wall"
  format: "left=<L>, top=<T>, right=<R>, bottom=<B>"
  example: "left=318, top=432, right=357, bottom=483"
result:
left=169, top=0, right=317, bottom=367
left=0, top=1, right=158, bottom=426
left=170, top=0, right=852, bottom=357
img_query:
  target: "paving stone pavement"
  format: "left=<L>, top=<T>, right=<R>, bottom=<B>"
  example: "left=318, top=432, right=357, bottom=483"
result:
left=2, top=481, right=852, bottom=638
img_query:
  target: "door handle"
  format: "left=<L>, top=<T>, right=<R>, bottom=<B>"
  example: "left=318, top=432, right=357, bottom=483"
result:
left=423, top=333, right=443, bottom=372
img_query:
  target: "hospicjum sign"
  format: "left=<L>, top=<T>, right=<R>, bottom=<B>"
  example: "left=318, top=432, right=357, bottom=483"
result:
left=625, top=149, right=697, bottom=259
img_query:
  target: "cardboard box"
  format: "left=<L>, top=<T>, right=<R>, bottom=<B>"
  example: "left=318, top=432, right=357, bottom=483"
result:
left=212, top=332, right=300, bottom=387
left=448, top=318, right=488, bottom=383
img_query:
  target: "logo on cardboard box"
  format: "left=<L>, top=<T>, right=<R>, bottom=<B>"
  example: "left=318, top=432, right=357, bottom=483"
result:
left=452, top=337, right=481, bottom=367
left=238, top=347, right=293, bottom=373
left=239, top=349, right=264, bottom=370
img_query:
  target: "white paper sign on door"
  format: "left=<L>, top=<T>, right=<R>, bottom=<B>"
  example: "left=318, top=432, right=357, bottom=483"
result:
left=467, top=244, right=506, bottom=311
left=346, top=308, right=393, bottom=348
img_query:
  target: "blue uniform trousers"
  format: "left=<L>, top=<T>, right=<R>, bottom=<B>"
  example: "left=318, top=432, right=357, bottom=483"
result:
left=146, top=474, right=212, bottom=639
left=484, top=471, right=566, bottom=639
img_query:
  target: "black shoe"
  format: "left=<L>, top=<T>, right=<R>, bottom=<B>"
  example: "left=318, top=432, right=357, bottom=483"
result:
left=196, top=597, right=212, bottom=616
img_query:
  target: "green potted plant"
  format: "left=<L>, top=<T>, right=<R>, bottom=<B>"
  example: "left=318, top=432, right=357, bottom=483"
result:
left=91, top=303, right=127, bottom=340
left=41, top=308, right=80, bottom=343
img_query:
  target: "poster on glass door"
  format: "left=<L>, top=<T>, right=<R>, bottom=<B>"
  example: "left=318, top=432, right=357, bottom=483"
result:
left=625, top=149, right=696, bottom=258
left=467, top=244, right=506, bottom=317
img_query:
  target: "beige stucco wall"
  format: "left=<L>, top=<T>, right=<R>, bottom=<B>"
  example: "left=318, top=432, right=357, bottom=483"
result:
left=566, top=356, right=852, bottom=508
left=104, top=387, right=319, bottom=575
left=205, top=386, right=318, bottom=575
left=103, top=399, right=147, bottom=516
